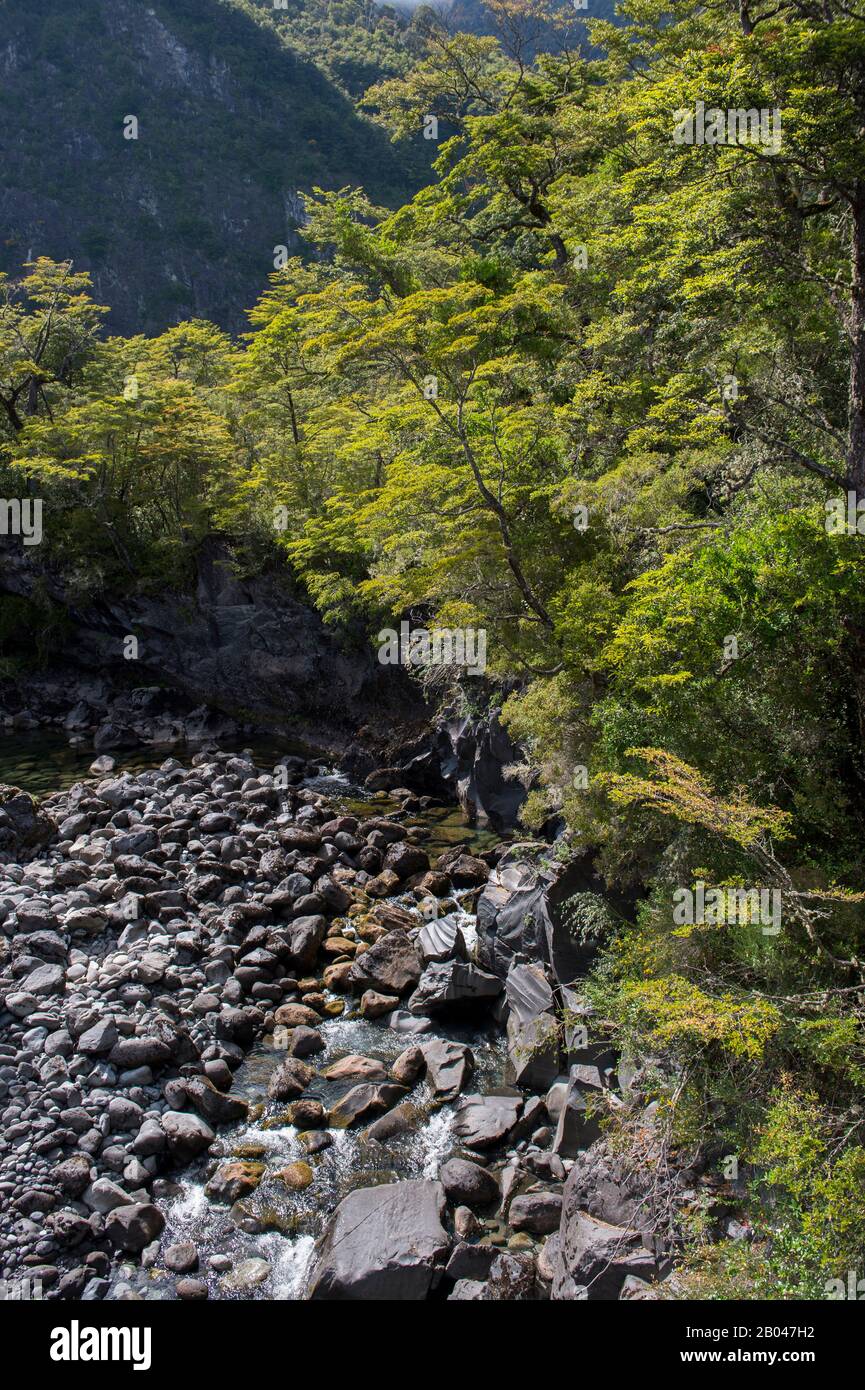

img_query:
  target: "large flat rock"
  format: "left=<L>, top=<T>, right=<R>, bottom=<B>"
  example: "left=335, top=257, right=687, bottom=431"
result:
left=306, top=1180, right=450, bottom=1300
left=451, top=1093, right=523, bottom=1150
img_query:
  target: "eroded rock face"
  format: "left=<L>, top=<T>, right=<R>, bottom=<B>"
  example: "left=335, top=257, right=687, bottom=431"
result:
left=0, top=537, right=406, bottom=733
left=306, top=1180, right=451, bottom=1301
left=475, top=853, right=613, bottom=985
left=408, top=960, right=502, bottom=1016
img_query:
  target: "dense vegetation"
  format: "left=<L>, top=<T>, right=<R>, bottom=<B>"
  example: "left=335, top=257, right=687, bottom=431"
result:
left=3, top=0, right=865, bottom=1296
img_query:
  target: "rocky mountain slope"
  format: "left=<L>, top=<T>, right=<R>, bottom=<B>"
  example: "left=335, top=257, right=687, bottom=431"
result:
left=0, top=0, right=424, bottom=335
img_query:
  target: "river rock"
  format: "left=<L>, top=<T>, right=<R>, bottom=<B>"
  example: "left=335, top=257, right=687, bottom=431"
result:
left=382, top=842, right=430, bottom=880
left=364, top=1102, right=415, bottom=1142
left=273, top=1002, right=322, bottom=1029
left=267, top=1057, right=314, bottom=1101
left=185, top=1076, right=249, bottom=1125
left=476, top=855, right=611, bottom=985
left=275, top=1161, right=314, bottom=1191
left=328, top=1083, right=407, bottom=1128
left=164, top=1242, right=199, bottom=1273
left=286, top=915, right=327, bottom=969
left=421, top=1038, right=475, bottom=1100
left=78, top=1017, right=119, bottom=1055
left=439, top=1157, right=499, bottom=1209
left=307, top=1180, right=450, bottom=1300
left=221, top=1258, right=270, bottom=1292
left=360, top=989, right=400, bottom=1019
left=390, top=1045, right=425, bottom=1085
left=205, top=1161, right=265, bottom=1203
left=109, top=1037, right=172, bottom=1069
left=447, top=853, right=490, bottom=887
left=348, top=931, right=422, bottom=996
left=452, top=1094, right=523, bottom=1150
left=162, top=1111, right=215, bottom=1162
left=280, top=1025, right=325, bottom=1058
left=105, top=1202, right=165, bottom=1252
left=446, top=1241, right=497, bottom=1283
left=0, top=783, right=55, bottom=851
left=508, top=1192, right=563, bottom=1235
left=284, top=1098, right=326, bottom=1128
left=322, top=1054, right=388, bottom=1082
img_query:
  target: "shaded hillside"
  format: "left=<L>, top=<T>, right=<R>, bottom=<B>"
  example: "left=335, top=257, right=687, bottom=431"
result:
left=0, top=0, right=425, bottom=334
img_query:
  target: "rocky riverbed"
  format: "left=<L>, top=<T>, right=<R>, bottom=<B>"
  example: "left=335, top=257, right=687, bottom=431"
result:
left=0, top=748, right=694, bottom=1302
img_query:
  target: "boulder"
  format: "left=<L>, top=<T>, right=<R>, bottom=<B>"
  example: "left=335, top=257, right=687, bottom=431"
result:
left=108, top=1037, right=172, bottom=1070
left=508, top=1192, right=563, bottom=1235
left=286, top=915, right=327, bottom=970
left=322, top=1054, right=388, bottom=1082
left=360, top=989, right=400, bottom=1019
left=162, top=1112, right=215, bottom=1162
left=105, top=1203, right=165, bottom=1253
left=438, top=1157, right=499, bottom=1209
left=274, top=1002, right=323, bottom=1029
left=507, top=1010, right=560, bottom=1091
left=184, top=1076, right=249, bottom=1125
left=267, top=1057, right=314, bottom=1101
left=447, top=1251, right=537, bottom=1301
left=408, top=960, right=502, bottom=1015
left=504, top=962, right=555, bottom=1024
left=421, top=1038, right=475, bottom=1101
left=280, top=1026, right=325, bottom=1058
left=0, top=783, right=55, bottom=851
left=205, top=1161, right=265, bottom=1203
left=390, top=1045, right=425, bottom=1086
left=328, top=1083, right=407, bottom=1129
left=552, top=1064, right=605, bottom=1157
left=554, top=1138, right=663, bottom=1231
left=551, top=1209, right=659, bottom=1301
left=446, top=854, right=490, bottom=887
left=452, top=1093, right=523, bottom=1150
left=382, top=842, right=430, bottom=880
left=307, top=1180, right=450, bottom=1300
left=417, top=915, right=468, bottom=965
left=476, top=854, right=610, bottom=984
left=364, top=1104, right=415, bottom=1143
left=348, top=931, right=422, bottom=997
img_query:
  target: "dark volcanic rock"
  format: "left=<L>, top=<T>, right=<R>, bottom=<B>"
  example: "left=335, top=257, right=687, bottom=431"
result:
left=307, top=1180, right=450, bottom=1300
left=105, top=1203, right=165, bottom=1253
left=551, top=1209, right=659, bottom=1301
left=185, top=1077, right=249, bottom=1125
left=408, top=960, right=502, bottom=1015
left=452, top=1094, right=523, bottom=1150
left=439, top=1158, right=499, bottom=1209
left=348, top=932, right=422, bottom=997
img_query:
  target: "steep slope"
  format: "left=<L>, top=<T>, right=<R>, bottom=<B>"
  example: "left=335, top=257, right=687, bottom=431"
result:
left=0, top=0, right=423, bottom=334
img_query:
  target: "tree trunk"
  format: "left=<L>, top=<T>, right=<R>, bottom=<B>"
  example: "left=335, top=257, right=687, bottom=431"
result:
left=847, top=194, right=865, bottom=502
